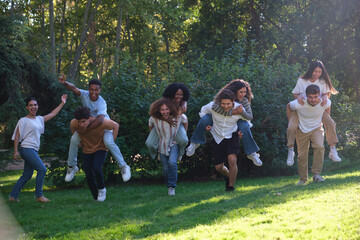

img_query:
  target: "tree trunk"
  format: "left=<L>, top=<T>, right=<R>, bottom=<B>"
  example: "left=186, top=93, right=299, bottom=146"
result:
left=41, top=0, right=45, bottom=50
left=49, top=0, right=56, bottom=73
left=57, top=0, right=67, bottom=74
left=67, top=0, right=102, bottom=81
left=114, top=0, right=124, bottom=75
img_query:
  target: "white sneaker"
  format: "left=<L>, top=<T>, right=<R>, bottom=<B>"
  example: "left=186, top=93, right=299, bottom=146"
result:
left=97, top=188, right=106, bottom=201
left=286, top=148, right=295, bottom=166
left=247, top=153, right=262, bottom=166
left=186, top=143, right=200, bottom=157
left=296, top=180, right=306, bottom=186
left=168, top=187, right=175, bottom=196
left=65, top=166, right=79, bottom=182
left=120, top=165, right=131, bottom=182
left=313, top=174, right=325, bottom=182
left=329, top=148, right=341, bottom=162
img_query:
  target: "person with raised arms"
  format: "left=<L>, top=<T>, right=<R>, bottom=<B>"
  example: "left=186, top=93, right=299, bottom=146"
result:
left=58, top=74, right=131, bottom=183
left=9, top=94, right=67, bottom=203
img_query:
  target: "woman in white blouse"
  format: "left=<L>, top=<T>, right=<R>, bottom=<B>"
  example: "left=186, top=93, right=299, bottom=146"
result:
left=9, top=94, right=67, bottom=203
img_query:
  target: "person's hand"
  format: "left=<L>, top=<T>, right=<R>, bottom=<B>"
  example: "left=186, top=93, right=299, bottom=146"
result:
left=61, top=94, right=68, bottom=104
left=320, top=96, right=327, bottom=106
left=58, top=73, right=66, bottom=84
left=13, top=150, right=20, bottom=161
left=205, top=125, right=212, bottom=131
left=238, top=130, right=243, bottom=138
left=232, top=105, right=244, bottom=115
left=297, top=96, right=305, bottom=105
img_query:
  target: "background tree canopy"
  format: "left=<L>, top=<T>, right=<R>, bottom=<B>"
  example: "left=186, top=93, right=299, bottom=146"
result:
left=0, top=0, right=359, bottom=184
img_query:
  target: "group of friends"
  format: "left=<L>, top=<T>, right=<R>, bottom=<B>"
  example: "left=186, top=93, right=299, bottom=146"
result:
left=8, top=60, right=341, bottom=202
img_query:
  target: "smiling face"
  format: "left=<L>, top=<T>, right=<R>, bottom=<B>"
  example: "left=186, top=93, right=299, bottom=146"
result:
left=26, top=100, right=38, bottom=116
left=220, top=99, right=234, bottom=112
left=159, top=104, right=170, bottom=120
left=174, top=89, right=184, bottom=104
left=88, top=84, right=101, bottom=101
left=236, top=87, right=247, bottom=101
left=311, top=67, right=322, bottom=82
left=306, top=93, right=320, bottom=106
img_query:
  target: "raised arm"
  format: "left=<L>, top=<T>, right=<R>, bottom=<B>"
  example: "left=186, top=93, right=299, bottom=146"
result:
left=58, top=73, right=81, bottom=96
left=43, top=94, right=67, bottom=122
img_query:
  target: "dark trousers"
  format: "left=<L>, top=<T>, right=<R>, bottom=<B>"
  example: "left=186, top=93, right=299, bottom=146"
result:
left=83, top=150, right=107, bottom=200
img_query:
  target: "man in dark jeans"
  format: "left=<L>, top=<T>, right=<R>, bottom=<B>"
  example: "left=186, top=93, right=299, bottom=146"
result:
left=70, top=107, right=119, bottom=201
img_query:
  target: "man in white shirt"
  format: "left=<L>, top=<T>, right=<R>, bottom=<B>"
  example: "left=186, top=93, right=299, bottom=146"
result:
left=201, top=89, right=242, bottom=191
left=287, top=84, right=330, bottom=185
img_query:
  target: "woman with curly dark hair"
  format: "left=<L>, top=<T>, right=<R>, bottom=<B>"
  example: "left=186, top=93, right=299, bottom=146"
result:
left=147, top=98, right=188, bottom=196
left=146, top=83, right=190, bottom=160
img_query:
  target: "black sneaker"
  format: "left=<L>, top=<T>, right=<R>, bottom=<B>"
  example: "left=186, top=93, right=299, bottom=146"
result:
left=225, top=177, right=230, bottom=191
left=227, top=186, right=235, bottom=192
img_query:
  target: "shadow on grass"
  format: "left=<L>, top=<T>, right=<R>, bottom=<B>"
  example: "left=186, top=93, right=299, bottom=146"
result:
left=0, top=163, right=359, bottom=239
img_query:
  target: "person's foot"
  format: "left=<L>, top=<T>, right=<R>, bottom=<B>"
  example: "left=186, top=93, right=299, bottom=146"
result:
left=287, top=148, right=295, bottom=166
left=313, top=174, right=325, bottom=182
left=120, top=165, right=131, bottom=182
left=247, top=152, right=263, bottom=166
left=186, top=143, right=200, bottom=157
left=329, top=148, right=341, bottom=162
left=296, top=180, right=306, bottom=186
left=168, top=187, right=175, bottom=196
left=227, top=186, right=235, bottom=192
left=9, top=196, right=19, bottom=202
left=97, top=188, right=107, bottom=202
left=65, top=166, right=79, bottom=182
left=36, top=196, right=51, bottom=202
left=225, top=177, right=230, bottom=191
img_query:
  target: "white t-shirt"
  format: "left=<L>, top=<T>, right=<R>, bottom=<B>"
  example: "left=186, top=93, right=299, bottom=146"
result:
left=12, top=116, right=45, bottom=151
left=292, top=78, right=330, bottom=98
left=79, top=89, right=110, bottom=119
left=289, top=99, right=331, bottom=133
left=200, top=101, right=242, bottom=144
left=149, top=114, right=187, bottom=156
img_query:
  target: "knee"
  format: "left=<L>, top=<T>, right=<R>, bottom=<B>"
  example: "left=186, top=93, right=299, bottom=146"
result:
left=215, top=164, right=223, bottom=172
left=38, top=165, right=47, bottom=175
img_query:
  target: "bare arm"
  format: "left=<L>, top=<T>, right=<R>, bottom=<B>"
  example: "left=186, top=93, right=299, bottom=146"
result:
left=58, top=73, right=81, bottom=96
left=87, top=115, right=105, bottom=130
left=13, top=127, right=20, bottom=160
left=183, top=122, right=188, bottom=131
left=286, top=103, right=293, bottom=121
left=111, top=121, right=119, bottom=141
left=43, top=95, right=68, bottom=123
left=149, top=126, right=154, bottom=132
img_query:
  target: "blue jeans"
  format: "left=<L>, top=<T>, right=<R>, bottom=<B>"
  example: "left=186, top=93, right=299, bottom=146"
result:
left=160, top=145, right=179, bottom=188
left=67, top=131, right=126, bottom=168
left=190, top=114, right=260, bottom=155
left=82, top=150, right=107, bottom=200
left=10, top=148, right=47, bottom=198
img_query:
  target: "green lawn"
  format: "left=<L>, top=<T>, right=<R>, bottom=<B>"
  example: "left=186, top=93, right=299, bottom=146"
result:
left=1, top=162, right=360, bottom=240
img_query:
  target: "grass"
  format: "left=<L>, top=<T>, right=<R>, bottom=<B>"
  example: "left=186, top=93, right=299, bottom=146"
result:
left=1, top=161, right=360, bottom=239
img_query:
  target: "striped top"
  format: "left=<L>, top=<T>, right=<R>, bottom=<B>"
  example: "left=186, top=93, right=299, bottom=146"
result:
left=211, top=97, right=253, bottom=120
left=149, top=114, right=187, bottom=156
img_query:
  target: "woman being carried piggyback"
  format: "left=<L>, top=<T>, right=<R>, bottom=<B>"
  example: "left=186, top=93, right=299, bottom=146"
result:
left=286, top=60, right=340, bottom=166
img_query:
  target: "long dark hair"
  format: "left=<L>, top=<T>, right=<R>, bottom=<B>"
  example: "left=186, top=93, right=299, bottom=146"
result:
left=301, top=60, right=338, bottom=95
left=214, top=79, right=253, bottom=104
